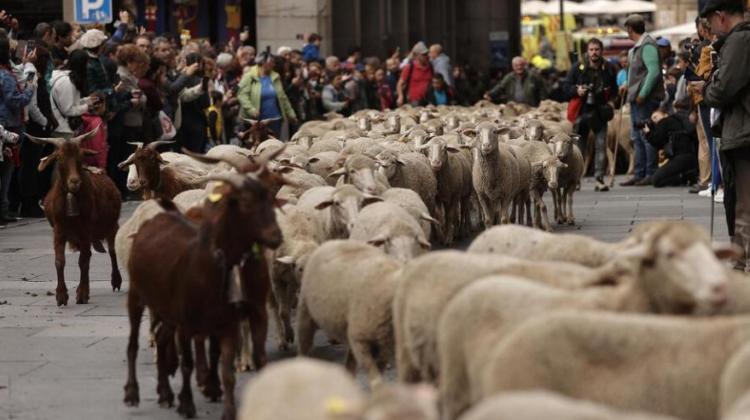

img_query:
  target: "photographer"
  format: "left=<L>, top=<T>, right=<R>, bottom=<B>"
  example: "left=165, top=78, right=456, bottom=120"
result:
left=699, top=0, right=750, bottom=271
left=175, top=52, right=210, bottom=152
left=643, top=100, right=698, bottom=187
left=564, top=38, right=618, bottom=192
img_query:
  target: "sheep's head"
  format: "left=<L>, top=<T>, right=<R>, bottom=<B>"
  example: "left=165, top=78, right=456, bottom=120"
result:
left=329, top=155, right=381, bottom=195
left=357, top=116, right=372, bottom=132
left=315, top=184, right=382, bottom=235
left=276, top=242, right=317, bottom=287
left=620, top=221, right=741, bottom=314
left=550, top=133, right=575, bottom=159
left=445, top=115, right=460, bottom=131
left=376, top=150, right=402, bottom=180
left=29, top=126, right=100, bottom=194
left=368, top=233, right=431, bottom=263
left=525, top=120, right=545, bottom=142
left=532, top=156, right=568, bottom=190
left=420, top=137, right=462, bottom=172
left=476, top=124, right=502, bottom=156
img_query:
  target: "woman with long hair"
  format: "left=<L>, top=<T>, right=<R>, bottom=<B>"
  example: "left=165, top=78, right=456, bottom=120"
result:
left=49, top=49, right=96, bottom=139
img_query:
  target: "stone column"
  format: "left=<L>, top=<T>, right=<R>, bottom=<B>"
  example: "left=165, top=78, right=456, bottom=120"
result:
left=256, top=0, right=332, bottom=56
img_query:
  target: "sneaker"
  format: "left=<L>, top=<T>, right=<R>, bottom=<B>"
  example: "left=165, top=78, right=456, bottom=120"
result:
left=714, top=188, right=724, bottom=203
left=689, top=184, right=708, bottom=194
left=698, top=188, right=712, bottom=197
left=635, top=176, right=653, bottom=186
left=620, top=177, right=641, bottom=186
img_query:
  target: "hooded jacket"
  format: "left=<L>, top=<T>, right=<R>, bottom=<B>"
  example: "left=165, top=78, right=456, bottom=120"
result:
left=49, top=69, right=89, bottom=135
left=703, top=21, right=750, bottom=152
left=0, top=65, right=33, bottom=129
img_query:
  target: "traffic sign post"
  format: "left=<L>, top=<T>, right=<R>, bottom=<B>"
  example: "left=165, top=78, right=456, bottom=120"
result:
left=74, top=0, right=113, bottom=24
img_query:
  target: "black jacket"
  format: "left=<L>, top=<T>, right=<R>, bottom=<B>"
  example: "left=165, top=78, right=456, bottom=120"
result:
left=645, top=110, right=697, bottom=157
left=564, top=58, right=618, bottom=131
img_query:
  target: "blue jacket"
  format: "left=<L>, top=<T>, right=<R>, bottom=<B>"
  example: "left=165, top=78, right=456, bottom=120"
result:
left=0, top=67, right=33, bottom=129
left=302, top=44, right=321, bottom=62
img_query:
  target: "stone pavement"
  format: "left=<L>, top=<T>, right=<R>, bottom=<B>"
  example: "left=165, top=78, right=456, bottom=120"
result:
left=0, top=177, right=729, bottom=420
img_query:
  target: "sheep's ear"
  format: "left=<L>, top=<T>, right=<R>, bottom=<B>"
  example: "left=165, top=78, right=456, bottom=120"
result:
left=417, top=236, right=432, bottom=249
left=713, top=243, right=743, bottom=260
left=328, top=167, right=346, bottom=178
left=314, top=200, right=334, bottom=210
left=446, top=145, right=461, bottom=153
left=276, top=256, right=295, bottom=265
left=37, top=152, right=58, bottom=172
left=308, top=157, right=321, bottom=164
left=395, top=158, right=406, bottom=166
left=362, top=195, right=383, bottom=206
left=420, top=213, right=440, bottom=225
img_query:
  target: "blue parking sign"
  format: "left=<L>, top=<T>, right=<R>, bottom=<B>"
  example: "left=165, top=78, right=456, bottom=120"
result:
left=74, top=0, right=113, bottom=24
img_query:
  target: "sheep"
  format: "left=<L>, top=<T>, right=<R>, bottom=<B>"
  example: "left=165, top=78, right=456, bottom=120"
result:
left=479, top=311, right=750, bottom=420
left=471, top=122, right=521, bottom=227
left=458, top=392, right=681, bottom=420
left=297, top=185, right=382, bottom=240
left=114, top=200, right=166, bottom=269
left=307, top=137, right=343, bottom=155
left=238, top=358, right=365, bottom=420
left=296, top=240, right=403, bottom=386
left=273, top=166, right=328, bottom=204
left=438, top=267, right=732, bottom=420
left=552, top=138, right=584, bottom=225
left=340, top=137, right=382, bottom=156
left=330, top=153, right=390, bottom=195
left=720, top=337, right=750, bottom=418
left=509, top=145, right=532, bottom=226
left=254, top=138, right=285, bottom=156
left=419, top=136, right=473, bottom=244
left=375, top=150, right=437, bottom=215
left=172, top=188, right=208, bottom=212
left=523, top=119, right=546, bottom=142
left=303, top=151, right=341, bottom=184
left=268, top=204, right=326, bottom=350
left=381, top=187, right=438, bottom=239
left=349, top=201, right=431, bottom=263
left=392, top=251, right=637, bottom=384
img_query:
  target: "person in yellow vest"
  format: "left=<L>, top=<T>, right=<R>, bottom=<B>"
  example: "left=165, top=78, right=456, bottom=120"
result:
left=206, top=90, right=224, bottom=145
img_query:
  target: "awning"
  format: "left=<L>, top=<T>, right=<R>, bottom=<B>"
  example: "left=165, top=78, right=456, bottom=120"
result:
left=522, top=0, right=657, bottom=16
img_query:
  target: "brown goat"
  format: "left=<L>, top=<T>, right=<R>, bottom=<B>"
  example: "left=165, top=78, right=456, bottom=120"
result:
left=27, top=128, right=123, bottom=306
left=117, top=141, right=195, bottom=200
left=124, top=156, right=286, bottom=420
left=239, top=117, right=280, bottom=150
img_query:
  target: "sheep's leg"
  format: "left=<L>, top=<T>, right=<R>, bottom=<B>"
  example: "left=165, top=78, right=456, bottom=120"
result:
left=53, top=233, right=68, bottom=306
left=550, top=189, right=559, bottom=223
left=476, top=194, right=494, bottom=229
left=348, top=334, right=383, bottom=388
left=194, top=336, right=209, bottom=389
left=566, top=187, right=576, bottom=225
left=460, top=196, right=473, bottom=238
left=525, top=197, right=532, bottom=226
left=76, top=244, right=92, bottom=304
left=498, top=198, right=511, bottom=225
left=444, top=203, right=458, bottom=245
left=267, top=287, right=288, bottom=350
left=176, top=330, right=196, bottom=419
left=439, top=351, right=472, bottom=420
left=155, top=324, right=175, bottom=408
left=296, top=298, right=317, bottom=356
left=344, top=347, right=357, bottom=374
left=106, top=233, right=122, bottom=291
left=509, top=198, right=518, bottom=224
left=219, top=332, right=238, bottom=420
left=124, top=291, right=143, bottom=407
left=539, top=196, right=552, bottom=232
left=203, top=336, right=222, bottom=402
left=247, top=302, right=269, bottom=370
left=235, top=321, right=252, bottom=372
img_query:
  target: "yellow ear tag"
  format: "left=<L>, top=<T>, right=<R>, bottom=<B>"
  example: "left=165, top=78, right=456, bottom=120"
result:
left=208, top=193, right=223, bottom=203
left=325, top=397, right=348, bottom=415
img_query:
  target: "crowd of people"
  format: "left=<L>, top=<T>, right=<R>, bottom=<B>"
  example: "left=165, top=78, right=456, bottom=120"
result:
left=0, top=5, right=747, bottom=265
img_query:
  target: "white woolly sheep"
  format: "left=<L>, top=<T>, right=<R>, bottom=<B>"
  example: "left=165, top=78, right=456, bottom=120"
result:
left=375, top=150, right=437, bottom=215
left=350, top=201, right=431, bottom=263
left=297, top=185, right=382, bottom=240
left=330, top=153, right=390, bottom=195
left=381, top=187, right=438, bottom=239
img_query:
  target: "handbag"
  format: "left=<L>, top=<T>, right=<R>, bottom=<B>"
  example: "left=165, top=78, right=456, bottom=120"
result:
left=567, top=96, right=583, bottom=123
left=156, top=110, right=176, bottom=141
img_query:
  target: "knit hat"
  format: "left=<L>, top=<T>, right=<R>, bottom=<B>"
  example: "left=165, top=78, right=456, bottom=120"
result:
left=411, top=41, right=428, bottom=56
left=79, top=29, right=108, bottom=49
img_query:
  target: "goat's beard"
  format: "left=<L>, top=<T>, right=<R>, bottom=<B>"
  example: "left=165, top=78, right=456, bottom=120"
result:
left=66, top=192, right=80, bottom=217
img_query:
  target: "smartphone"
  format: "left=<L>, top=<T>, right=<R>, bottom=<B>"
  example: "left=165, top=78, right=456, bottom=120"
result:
left=26, top=72, right=35, bottom=82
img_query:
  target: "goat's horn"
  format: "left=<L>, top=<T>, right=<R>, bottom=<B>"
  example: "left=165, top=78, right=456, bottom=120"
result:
left=117, top=153, right=136, bottom=169
left=242, top=118, right=259, bottom=125
left=206, top=173, right=248, bottom=190
left=260, top=117, right=281, bottom=125
left=253, top=144, right=287, bottom=170
left=24, top=133, right=65, bottom=148
left=127, top=142, right=145, bottom=149
left=182, top=148, right=255, bottom=173
left=71, top=124, right=100, bottom=145
left=147, top=140, right=175, bottom=150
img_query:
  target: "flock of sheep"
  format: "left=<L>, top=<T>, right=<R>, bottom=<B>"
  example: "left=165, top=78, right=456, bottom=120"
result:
left=113, top=100, right=750, bottom=420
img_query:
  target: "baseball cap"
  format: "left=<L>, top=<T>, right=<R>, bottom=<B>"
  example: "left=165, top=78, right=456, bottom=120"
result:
left=656, top=37, right=671, bottom=47
left=411, top=41, right=428, bottom=56
left=700, top=0, right=745, bottom=17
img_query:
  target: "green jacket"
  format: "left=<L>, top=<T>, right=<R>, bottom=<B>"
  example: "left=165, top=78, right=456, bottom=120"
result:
left=237, top=65, right=296, bottom=121
left=488, top=71, right=546, bottom=107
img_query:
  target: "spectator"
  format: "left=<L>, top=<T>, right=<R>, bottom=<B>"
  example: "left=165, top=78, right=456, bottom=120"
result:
left=453, top=64, right=485, bottom=106
left=33, top=22, right=55, bottom=82
left=644, top=102, right=698, bottom=188
left=422, top=73, right=455, bottom=106
left=619, top=14, right=665, bottom=187
left=484, top=56, right=546, bottom=106
left=135, top=35, right=152, bottom=56
left=80, top=29, right=111, bottom=98
left=49, top=49, right=95, bottom=139
left=700, top=0, right=750, bottom=271
left=0, top=33, right=33, bottom=224
left=305, top=62, right=325, bottom=119
left=302, top=33, right=322, bottom=63
left=236, top=45, right=256, bottom=71
left=656, top=37, right=675, bottom=68
left=385, top=56, right=400, bottom=94
left=686, top=18, right=715, bottom=194
left=237, top=52, right=297, bottom=138
left=174, top=52, right=209, bottom=152
left=373, top=67, right=394, bottom=110
left=616, top=51, right=628, bottom=88
left=343, top=46, right=364, bottom=72
left=139, top=57, right=167, bottom=142
left=429, top=44, right=453, bottom=87
left=50, top=20, right=73, bottom=68
left=115, top=44, right=149, bottom=141
left=564, top=38, right=618, bottom=192
left=397, top=42, right=433, bottom=106
left=325, top=55, right=341, bottom=79
left=322, top=73, right=351, bottom=114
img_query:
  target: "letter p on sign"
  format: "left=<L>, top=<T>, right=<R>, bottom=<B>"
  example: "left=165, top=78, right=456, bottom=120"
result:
left=82, top=0, right=105, bottom=18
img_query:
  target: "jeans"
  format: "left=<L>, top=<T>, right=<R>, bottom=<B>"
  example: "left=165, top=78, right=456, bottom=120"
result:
left=0, top=158, right=14, bottom=217
left=698, top=104, right=721, bottom=187
left=652, top=153, right=698, bottom=187
left=630, top=100, right=659, bottom=178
